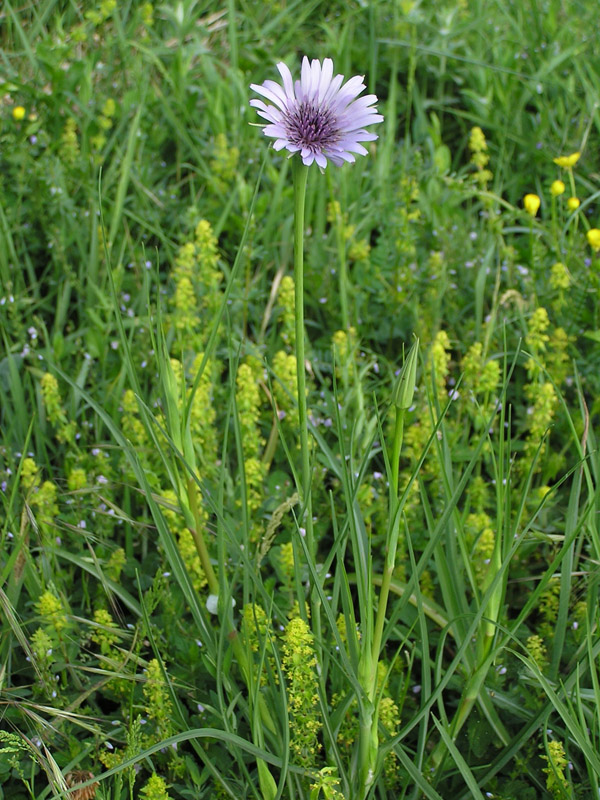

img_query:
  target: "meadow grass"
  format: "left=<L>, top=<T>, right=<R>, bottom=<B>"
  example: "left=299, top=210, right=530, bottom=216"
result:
left=1, top=1, right=600, bottom=799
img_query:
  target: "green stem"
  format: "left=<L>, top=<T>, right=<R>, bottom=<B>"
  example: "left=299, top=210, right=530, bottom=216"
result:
left=292, top=159, right=314, bottom=559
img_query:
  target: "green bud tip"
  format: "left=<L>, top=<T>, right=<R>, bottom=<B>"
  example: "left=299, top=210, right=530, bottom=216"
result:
left=392, top=337, right=419, bottom=410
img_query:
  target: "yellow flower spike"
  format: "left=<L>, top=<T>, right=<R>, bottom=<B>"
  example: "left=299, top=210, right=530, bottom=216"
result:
left=12, top=105, right=26, bottom=121
left=553, top=151, right=580, bottom=168
left=567, top=197, right=580, bottom=211
left=586, top=228, right=600, bottom=252
left=550, top=180, right=565, bottom=197
left=524, top=193, right=541, bottom=217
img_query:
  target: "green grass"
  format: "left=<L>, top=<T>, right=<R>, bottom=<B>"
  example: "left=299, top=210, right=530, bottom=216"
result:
left=1, top=1, right=600, bottom=799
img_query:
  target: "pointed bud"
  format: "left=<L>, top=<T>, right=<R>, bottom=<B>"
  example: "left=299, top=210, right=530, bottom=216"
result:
left=392, top=338, right=419, bottom=409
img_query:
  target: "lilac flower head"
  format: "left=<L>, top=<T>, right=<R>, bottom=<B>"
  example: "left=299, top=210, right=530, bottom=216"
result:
left=250, top=56, right=383, bottom=168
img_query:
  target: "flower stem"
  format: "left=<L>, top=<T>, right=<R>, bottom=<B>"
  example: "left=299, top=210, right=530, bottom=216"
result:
left=292, top=159, right=314, bottom=559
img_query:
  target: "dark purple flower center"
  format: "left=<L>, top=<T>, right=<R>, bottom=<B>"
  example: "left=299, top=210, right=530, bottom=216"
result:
left=284, top=101, right=339, bottom=151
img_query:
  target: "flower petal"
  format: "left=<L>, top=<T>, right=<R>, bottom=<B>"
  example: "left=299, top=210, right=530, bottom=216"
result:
left=317, top=58, right=334, bottom=103
left=276, top=61, right=296, bottom=103
left=250, top=83, right=288, bottom=111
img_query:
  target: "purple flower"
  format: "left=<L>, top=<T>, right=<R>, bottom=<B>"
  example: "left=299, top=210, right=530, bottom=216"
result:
left=250, top=57, right=383, bottom=168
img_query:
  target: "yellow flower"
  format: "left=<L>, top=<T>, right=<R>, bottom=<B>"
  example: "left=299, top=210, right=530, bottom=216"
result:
left=12, top=105, right=26, bottom=121
left=586, top=228, right=600, bottom=251
left=550, top=180, right=565, bottom=197
left=553, top=151, right=580, bottom=168
left=524, top=193, right=541, bottom=217
left=567, top=196, right=580, bottom=211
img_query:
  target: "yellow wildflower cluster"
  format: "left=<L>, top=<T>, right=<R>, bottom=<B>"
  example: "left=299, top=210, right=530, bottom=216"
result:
left=379, top=695, right=402, bottom=785
left=36, top=589, right=68, bottom=634
left=347, top=236, right=371, bottom=263
left=236, top=360, right=266, bottom=518
left=468, top=126, right=493, bottom=187
left=35, top=481, right=60, bottom=531
left=461, top=342, right=500, bottom=429
left=120, top=389, right=152, bottom=480
left=524, top=381, right=558, bottom=463
left=393, top=175, right=420, bottom=264
left=332, top=327, right=357, bottom=384
left=67, top=467, right=87, bottom=491
left=91, top=97, right=117, bottom=158
left=194, top=219, right=222, bottom=313
left=526, top=634, right=547, bottom=670
left=40, top=373, right=62, bottom=422
left=465, top=512, right=495, bottom=587
left=462, top=342, right=500, bottom=395
left=309, top=767, right=345, bottom=800
left=106, top=547, right=126, bottom=581
left=236, top=362, right=265, bottom=457
left=549, top=261, right=569, bottom=298
left=537, top=579, right=561, bottom=639
left=273, top=350, right=299, bottom=430
left=241, top=603, right=269, bottom=653
left=278, top=541, right=295, bottom=584
left=241, top=603, right=276, bottom=685
left=60, top=117, right=80, bottom=165
left=278, top=275, right=296, bottom=348
left=30, top=627, right=57, bottom=698
left=40, top=372, right=76, bottom=443
left=140, top=774, right=172, bottom=800
left=144, top=659, right=174, bottom=742
left=170, top=219, right=222, bottom=338
left=90, top=608, right=120, bottom=654
left=209, top=133, right=240, bottom=189
left=160, top=489, right=206, bottom=592
left=542, top=740, right=570, bottom=798
left=138, top=2, right=155, bottom=31
left=525, top=307, right=550, bottom=377
left=546, top=326, right=571, bottom=385
left=429, top=329, right=452, bottom=401
left=21, top=457, right=40, bottom=491
left=189, top=352, right=219, bottom=470
left=85, top=0, right=116, bottom=26
left=13, top=105, right=26, bottom=121
left=121, top=389, right=146, bottom=446
left=281, top=616, right=322, bottom=767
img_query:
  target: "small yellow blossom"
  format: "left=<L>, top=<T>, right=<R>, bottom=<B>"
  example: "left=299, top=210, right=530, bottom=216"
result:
left=524, top=193, right=540, bottom=216
left=566, top=197, right=580, bottom=211
left=587, top=228, right=600, bottom=251
left=550, top=262, right=570, bottom=291
left=550, top=179, right=565, bottom=197
left=12, top=106, right=26, bottom=121
left=553, top=151, right=580, bottom=168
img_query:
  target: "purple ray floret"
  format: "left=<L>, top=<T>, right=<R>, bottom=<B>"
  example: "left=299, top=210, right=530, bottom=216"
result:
left=250, top=56, right=384, bottom=168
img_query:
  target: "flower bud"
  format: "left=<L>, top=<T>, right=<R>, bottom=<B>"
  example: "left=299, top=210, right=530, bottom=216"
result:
left=523, top=193, right=541, bottom=217
left=586, top=228, right=600, bottom=252
left=392, top=338, right=419, bottom=410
